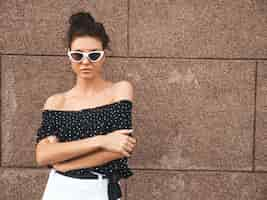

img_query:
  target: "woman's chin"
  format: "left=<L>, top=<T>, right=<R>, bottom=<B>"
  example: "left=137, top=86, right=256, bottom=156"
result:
left=78, top=73, right=94, bottom=79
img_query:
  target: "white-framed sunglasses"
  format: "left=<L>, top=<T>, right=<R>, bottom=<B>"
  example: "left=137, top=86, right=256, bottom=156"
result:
left=67, top=50, right=105, bottom=63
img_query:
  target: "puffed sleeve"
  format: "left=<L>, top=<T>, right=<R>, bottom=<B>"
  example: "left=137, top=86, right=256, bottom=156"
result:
left=111, top=100, right=133, bottom=134
left=35, top=111, right=57, bottom=146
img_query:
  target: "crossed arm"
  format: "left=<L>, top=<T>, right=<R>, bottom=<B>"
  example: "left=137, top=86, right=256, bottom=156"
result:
left=44, top=136, right=126, bottom=172
left=52, top=145, right=125, bottom=172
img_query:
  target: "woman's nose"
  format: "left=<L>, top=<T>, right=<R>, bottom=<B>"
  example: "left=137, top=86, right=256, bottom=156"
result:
left=81, top=56, right=91, bottom=64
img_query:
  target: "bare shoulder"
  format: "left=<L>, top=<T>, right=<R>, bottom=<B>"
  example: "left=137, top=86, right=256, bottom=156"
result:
left=112, top=80, right=134, bottom=102
left=42, top=93, right=65, bottom=110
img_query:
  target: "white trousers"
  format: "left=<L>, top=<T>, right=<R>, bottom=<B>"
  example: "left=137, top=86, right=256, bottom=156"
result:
left=41, top=169, right=121, bottom=200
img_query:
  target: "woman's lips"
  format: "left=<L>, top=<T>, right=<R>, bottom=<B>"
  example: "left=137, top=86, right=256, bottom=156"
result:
left=81, top=69, right=92, bottom=73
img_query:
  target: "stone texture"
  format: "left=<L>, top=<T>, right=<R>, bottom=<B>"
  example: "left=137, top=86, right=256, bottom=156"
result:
left=0, top=0, right=128, bottom=56
left=1, top=55, right=74, bottom=167
left=255, top=173, right=267, bottom=200
left=119, top=58, right=255, bottom=170
left=255, top=61, right=267, bottom=171
left=129, top=0, right=267, bottom=58
left=0, top=168, right=49, bottom=200
left=127, top=170, right=267, bottom=200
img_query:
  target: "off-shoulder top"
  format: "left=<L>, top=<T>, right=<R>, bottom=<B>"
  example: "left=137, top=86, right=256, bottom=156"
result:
left=35, top=99, right=134, bottom=199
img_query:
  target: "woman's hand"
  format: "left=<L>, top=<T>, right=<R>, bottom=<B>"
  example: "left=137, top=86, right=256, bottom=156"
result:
left=99, top=129, right=137, bottom=157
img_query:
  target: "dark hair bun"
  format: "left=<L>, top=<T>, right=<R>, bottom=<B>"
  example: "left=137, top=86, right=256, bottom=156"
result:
left=69, top=12, right=95, bottom=25
left=67, top=11, right=111, bottom=51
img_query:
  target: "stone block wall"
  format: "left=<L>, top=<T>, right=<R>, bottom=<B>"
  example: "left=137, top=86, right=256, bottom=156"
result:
left=0, top=0, right=267, bottom=199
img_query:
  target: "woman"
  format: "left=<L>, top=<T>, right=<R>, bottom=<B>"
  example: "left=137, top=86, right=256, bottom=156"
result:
left=35, top=11, right=137, bottom=200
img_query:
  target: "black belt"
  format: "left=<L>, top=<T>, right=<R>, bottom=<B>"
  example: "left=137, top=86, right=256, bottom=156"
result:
left=55, top=170, right=122, bottom=200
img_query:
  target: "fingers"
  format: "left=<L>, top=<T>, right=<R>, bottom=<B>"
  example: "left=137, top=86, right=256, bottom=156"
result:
left=112, top=129, right=137, bottom=157
left=122, top=147, right=132, bottom=157
left=123, top=142, right=135, bottom=157
left=131, top=137, right=137, bottom=144
left=124, top=143, right=133, bottom=152
left=127, top=137, right=137, bottom=145
left=127, top=142, right=135, bottom=149
left=117, top=129, right=137, bottom=143
left=122, top=150, right=131, bottom=157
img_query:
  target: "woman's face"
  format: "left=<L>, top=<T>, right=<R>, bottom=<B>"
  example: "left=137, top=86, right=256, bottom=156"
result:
left=69, top=36, right=106, bottom=79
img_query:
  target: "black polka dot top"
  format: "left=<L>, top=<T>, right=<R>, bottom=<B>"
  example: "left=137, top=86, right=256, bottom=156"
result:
left=35, top=99, right=134, bottom=180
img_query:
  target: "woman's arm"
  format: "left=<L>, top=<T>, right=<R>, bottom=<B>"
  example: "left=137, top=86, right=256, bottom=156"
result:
left=35, top=135, right=102, bottom=167
left=53, top=148, right=126, bottom=172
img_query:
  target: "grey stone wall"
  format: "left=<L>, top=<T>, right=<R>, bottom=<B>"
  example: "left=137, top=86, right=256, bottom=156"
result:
left=0, top=0, right=267, bottom=199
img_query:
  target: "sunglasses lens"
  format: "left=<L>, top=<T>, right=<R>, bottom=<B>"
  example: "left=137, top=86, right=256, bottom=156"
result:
left=70, top=52, right=83, bottom=61
left=89, top=52, right=102, bottom=61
